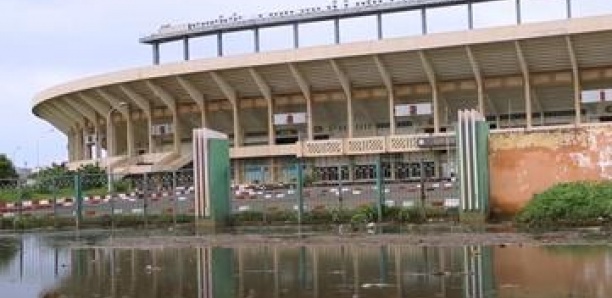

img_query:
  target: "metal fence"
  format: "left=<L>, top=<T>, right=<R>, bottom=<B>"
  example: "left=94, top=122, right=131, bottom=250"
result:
left=0, top=156, right=459, bottom=226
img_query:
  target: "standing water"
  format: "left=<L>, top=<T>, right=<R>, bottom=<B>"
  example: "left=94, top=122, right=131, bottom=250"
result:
left=0, top=231, right=611, bottom=298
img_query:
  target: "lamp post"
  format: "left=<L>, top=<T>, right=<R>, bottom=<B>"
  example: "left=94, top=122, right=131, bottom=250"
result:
left=106, top=102, right=128, bottom=194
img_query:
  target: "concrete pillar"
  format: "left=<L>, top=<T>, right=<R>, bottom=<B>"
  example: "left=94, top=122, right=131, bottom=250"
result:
left=305, top=96, right=314, bottom=141
left=377, top=13, right=383, bottom=40
left=76, top=127, right=84, bottom=160
left=432, top=87, right=440, bottom=133
left=152, top=43, right=160, bottom=65
left=106, top=117, right=116, bottom=157
left=232, top=102, right=241, bottom=148
left=334, top=18, right=340, bottom=44
left=574, top=76, right=582, bottom=125
left=68, top=133, right=75, bottom=162
left=347, top=92, right=354, bottom=138
left=147, top=113, right=155, bottom=154
left=95, top=116, right=102, bottom=160
left=217, top=32, right=223, bottom=57
left=468, top=1, right=474, bottom=30
left=183, top=37, right=190, bottom=61
left=421, top=8, right=427, bottom=34
left=268, top=97, right=275, bottom=145
left=293, top=23, right=299, bottom=49
left=389, top=91, right=396, bottom=135
left=477, top=83, right=485, bottom=115
left=126, top=110, right=136, bottom=157
left=254, top=28, right=260, bottom=53
left=524, top=79, right=532, bottom=129
left=172, top=111, right=181, bottom=154
left=566, top=0, right=572, bottom=18
left=82, top=127, right=91, bottom=160
left=516, top=0, right=522, bottom=24
left=269, top=158, right=276, bottom=183
left=233, top=159, right=241, bottom=185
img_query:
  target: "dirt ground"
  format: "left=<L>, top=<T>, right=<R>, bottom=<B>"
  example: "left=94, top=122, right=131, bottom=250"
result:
left=87, top=224, right=611, bottom=249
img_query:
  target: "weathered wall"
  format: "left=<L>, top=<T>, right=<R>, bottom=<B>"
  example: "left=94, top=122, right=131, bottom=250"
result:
left=489, top=125, right=612, bottom=215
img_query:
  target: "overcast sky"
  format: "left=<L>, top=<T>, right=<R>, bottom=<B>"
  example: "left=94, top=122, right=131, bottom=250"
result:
left=0, top=0, right=610, bottom=169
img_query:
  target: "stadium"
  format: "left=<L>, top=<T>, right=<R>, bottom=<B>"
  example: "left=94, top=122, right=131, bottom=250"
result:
left=32, top=0, right=612, bottom=213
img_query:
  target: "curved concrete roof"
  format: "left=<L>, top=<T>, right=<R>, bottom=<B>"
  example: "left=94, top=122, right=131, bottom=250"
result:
left=33, top=14, right=612, bottom=133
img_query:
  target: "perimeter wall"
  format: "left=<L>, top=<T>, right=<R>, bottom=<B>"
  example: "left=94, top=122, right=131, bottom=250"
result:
left=489, top=125, right=612, bottom=215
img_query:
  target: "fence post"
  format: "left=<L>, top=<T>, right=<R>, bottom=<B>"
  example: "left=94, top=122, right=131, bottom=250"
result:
left=172, top=171, right=178, bottom=226
left=375, top=155, right=384, bottom=223
left=109, top=173, right=115, bottom=230
left=52, top=179, right=58, bottom=228
left=74, top=173, right=83, bottom=229
left=143, top=173, right=149, bottom=228
left=296, top=159, right=304, bottom=226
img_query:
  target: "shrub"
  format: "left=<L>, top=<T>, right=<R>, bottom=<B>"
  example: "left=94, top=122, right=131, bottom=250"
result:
left=516, top=181, right=612, bottom=227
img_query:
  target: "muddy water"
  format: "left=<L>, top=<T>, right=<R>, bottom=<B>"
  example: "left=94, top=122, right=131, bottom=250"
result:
left=1, top=231, right=611, bottom=298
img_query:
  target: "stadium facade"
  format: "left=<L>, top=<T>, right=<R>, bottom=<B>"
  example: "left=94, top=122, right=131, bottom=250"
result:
left=32, top=0, right=612, bottom=213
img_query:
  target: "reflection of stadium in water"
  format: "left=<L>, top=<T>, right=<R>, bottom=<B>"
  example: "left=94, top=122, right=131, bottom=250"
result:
left=5, top=236, right=605, bottom=298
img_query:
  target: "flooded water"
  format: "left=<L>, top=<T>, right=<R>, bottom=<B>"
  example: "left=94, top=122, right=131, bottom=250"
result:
left=1, top=231, right=611, bottom=298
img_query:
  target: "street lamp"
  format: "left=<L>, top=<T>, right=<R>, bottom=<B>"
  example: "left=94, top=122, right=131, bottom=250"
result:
left=106, top=102, right=129, bottom=193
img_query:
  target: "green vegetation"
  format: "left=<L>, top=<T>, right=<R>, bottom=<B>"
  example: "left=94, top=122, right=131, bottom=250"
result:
left=516, top=181, right=612, bottom=228
left=0, top=164, right=132, bottom=202
left=0, top=154, right=17, bottom=182
left=231, top=203, right=455, bottom=226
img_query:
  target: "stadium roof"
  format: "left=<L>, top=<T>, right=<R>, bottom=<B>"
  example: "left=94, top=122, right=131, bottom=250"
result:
left=34, top=14, right=612, bottom=133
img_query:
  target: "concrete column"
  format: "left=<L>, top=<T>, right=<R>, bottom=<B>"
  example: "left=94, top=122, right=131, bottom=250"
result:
left=147, top=113, right=155, bottom=154
left=268, top=97, right=275, bottom=145
left=152, top=43, right=160, bottom=65
left=67, top=133, right=75, bottom=162
left=106, top=117, right=116, bottom=157
left=293, top=23, right=299, bottom=49
left=232, top=103, right=241, bottom=148
left=468, top=1, right=474, bottom=29
left=347, top=92, right=354, bottom=138
left=574, top=75, right=582, bottom=125
left=233, top=159, right=241, bottom=185
left=433, top=87, right=440, bottom=133
left=82, top=127, right=91, bottom=160
left=516, top=0, right=522, bottom=24
left=334, top=18, right=340, bottom=44
left=126, top=110, right=136, bottom=157
left=377, top=13, right=383, bottom=40
left=566, top=0, right=572, bottom=18
left=524, top=78, right=532, bottom=128
left=95, top=116, right=102, bottom=160
left=76, top=127, right=84, bottom=160
left=269, top=158, right=276, bottom=183
left=477, top=83, right=485, bottom=115
left=421, top=8, right=427, bottom=34
left=254, top=28, right=260, bottom=53
left=306, top=96, right=314, bottom=141
left=389, top=91, right=396, bottom=135
left=172, top=111, right=181, bottom=154
left=183, top=37, right=190, bottom=61
left=217, top=32, right=223, bottom=57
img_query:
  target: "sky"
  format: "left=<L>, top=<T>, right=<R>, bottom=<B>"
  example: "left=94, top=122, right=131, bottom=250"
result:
left=0, top=0, right=610, bottom=169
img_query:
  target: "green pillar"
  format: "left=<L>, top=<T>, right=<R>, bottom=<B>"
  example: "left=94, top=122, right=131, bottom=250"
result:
left=296, top=159, right=304, bottom=225
left=375, top=155, right=384, bottom=222
left=208, top=139, right=231, bottom=223
left=74, top=174, right=83, bottom=228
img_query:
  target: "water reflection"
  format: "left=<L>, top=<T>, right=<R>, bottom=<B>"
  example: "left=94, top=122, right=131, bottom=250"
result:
left=1, top=234, right=611, bottom=298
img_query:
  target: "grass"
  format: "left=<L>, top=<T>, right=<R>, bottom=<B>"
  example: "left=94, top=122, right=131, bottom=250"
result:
left=0, top=187, right=110, bottom=203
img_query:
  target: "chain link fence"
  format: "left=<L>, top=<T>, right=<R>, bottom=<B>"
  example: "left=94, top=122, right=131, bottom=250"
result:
left=0, top=154, right=459, bottom=228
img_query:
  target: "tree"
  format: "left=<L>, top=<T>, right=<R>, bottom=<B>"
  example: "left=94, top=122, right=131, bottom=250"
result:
left=0, top=154, right=18, bottom=181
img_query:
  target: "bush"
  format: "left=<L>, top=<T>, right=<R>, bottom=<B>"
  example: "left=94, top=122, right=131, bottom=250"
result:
left=516, top=181, right=612, bottom=227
